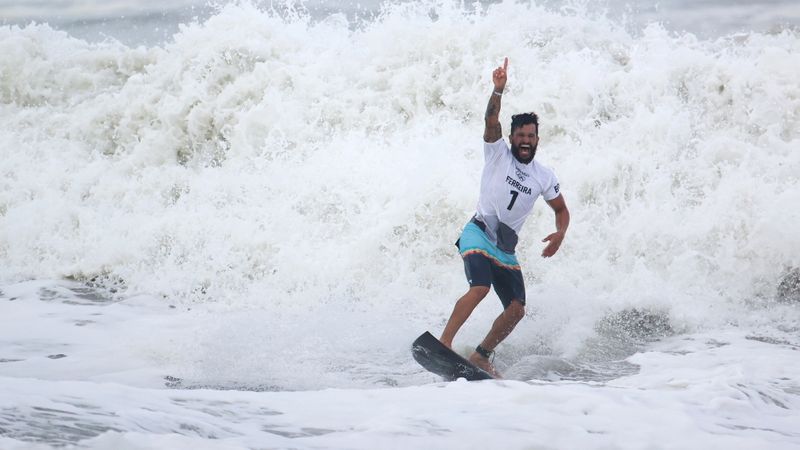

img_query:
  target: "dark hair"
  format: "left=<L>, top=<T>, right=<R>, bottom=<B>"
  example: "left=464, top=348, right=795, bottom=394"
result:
left=510, top=112, right=539, bottom=134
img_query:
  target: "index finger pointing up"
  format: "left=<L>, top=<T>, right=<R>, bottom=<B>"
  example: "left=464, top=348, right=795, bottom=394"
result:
left=503, top=57, right=508, bottom=71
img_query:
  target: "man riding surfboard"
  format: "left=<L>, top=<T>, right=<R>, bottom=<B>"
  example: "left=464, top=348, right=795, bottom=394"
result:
left=439, top=57, right=570, bottom=378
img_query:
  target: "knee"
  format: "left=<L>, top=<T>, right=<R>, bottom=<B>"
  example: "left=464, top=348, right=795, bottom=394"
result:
left=468, top=286, right=490, bottom=300
left=506, top=300, right=525, bottom=322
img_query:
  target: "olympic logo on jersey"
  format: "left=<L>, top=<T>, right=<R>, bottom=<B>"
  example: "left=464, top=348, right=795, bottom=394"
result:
left=515, top=166, right=529, bottom=181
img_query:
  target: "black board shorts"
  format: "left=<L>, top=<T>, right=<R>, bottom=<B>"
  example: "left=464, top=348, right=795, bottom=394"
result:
left=462, top=252, right=526, bottom=309
left=458, top=222, right=526, bottom=309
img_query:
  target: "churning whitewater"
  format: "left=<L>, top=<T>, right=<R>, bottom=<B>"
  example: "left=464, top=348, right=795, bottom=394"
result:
left=1, top=0, right=799, bottom=448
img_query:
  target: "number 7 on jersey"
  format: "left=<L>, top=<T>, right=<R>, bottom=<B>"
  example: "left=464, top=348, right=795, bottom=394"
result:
left=507, top=190, right=519, bottom=210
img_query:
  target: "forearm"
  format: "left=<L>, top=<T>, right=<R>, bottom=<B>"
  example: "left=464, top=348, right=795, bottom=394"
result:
left=541, top=201, right=569, bottom=258
left=554, top=207, right=570, bottom=236
left=483, top=89, right=503, bottom=142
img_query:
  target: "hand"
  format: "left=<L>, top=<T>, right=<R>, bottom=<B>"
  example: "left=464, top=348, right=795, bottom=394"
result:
left=492, top=57, right=508, bottom=92
left=541, top=231, right=564, bottom=258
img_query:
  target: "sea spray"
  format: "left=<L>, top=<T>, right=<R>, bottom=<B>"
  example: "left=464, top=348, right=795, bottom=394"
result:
left=1, top=1, right=799, bottom=388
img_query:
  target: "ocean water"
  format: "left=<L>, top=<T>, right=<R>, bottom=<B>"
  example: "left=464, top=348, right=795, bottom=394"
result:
left=1, top=0, right=800, bottom=448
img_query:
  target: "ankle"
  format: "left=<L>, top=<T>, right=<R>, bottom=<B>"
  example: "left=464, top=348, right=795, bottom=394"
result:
left=475, top=344, right=494, bottom=359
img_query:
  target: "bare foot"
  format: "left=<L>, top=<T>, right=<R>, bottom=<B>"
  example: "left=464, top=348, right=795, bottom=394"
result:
left=469, top=352, right=502, bottom=379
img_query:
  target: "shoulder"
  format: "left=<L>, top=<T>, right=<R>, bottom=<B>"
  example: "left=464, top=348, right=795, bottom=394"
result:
left=484, top=138, right=508, bottom=150
left=530, top=160, right=557, bottom=179
left=531, top=160, right=561, bottom=199
left=529, top=160, right=559, bottom=189
left=483, top=138, right=509, bottom=160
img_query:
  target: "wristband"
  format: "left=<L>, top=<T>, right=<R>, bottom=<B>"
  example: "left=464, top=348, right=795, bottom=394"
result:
left=493, top=90, right=503, bottom=96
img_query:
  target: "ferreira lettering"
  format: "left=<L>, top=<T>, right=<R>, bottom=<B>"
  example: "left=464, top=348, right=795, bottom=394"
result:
left=505, top=176, right=532, bottom=195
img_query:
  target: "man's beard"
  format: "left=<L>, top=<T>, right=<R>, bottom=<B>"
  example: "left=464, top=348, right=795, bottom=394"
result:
left=511, top=143, right=537, bottom=163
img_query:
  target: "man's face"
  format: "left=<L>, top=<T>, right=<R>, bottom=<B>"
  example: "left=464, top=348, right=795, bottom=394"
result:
left=510, top=124, right=539, bottom=163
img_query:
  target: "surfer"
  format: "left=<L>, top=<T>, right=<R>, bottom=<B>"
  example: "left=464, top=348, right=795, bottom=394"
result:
left=439, top=57, right=570, bottom=378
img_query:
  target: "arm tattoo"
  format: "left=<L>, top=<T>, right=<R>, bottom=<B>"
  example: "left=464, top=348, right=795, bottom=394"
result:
left=485, top=102, right=498, bottom=118
left=484, top=91, right=503, bottom=142
left=483, top=123, right=502, bottom=143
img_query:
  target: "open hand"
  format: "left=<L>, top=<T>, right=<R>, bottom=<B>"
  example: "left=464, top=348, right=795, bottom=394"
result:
left=541, top=231, right=564, bottom=258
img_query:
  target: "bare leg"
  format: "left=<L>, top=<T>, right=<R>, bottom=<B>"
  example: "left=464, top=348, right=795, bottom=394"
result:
left=440, top=286, right=490, bottom=348
left=469, top=300, right=526, bottom=378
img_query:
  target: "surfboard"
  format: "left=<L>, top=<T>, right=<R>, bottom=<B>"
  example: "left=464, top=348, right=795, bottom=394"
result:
left=411, top=331, right=495, bottom=381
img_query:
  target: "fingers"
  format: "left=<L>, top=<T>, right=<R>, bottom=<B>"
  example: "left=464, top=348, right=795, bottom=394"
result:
left=492, top=58, right=508, bottom=90
left=541, top=232, right=561, bottom=257
left=494, top=57, right=508, bottom=78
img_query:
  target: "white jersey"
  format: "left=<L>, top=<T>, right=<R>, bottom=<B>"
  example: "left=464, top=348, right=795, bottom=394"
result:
left=474, top=138, right=560, bottom=249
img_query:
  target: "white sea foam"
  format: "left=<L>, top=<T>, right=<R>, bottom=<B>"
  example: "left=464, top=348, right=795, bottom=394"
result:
left=1, top=1, right=799, bottom=447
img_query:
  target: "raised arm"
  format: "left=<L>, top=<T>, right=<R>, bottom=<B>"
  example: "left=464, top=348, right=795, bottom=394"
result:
left=484, top=57, right=508, bottom=143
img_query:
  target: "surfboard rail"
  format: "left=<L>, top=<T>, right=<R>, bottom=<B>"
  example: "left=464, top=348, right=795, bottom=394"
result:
left=411, top=331, right=495, bottom=381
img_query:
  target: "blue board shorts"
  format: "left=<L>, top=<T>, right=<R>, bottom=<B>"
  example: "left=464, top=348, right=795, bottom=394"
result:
left=457, top=221, right=526, bottom=309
